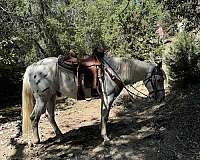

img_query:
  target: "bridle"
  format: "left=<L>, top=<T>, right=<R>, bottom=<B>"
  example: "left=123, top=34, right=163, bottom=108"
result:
left=143, top=66, right=165, bottom=100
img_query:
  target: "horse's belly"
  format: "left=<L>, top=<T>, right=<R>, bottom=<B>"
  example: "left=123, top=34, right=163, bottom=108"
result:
left=61, top=85, right=92, bottom=98
left=60, top=82, right=77, bottom=98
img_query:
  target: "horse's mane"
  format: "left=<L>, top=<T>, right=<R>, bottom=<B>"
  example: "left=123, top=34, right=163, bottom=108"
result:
left=103, top=55, right=154, bottom=83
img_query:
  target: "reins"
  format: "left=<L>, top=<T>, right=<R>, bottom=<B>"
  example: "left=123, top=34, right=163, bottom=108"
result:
left=100, top=57, right=149, bottom=99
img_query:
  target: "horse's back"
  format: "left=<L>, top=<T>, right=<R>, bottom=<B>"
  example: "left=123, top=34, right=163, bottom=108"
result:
left=33, top=57, right=57, bottom=66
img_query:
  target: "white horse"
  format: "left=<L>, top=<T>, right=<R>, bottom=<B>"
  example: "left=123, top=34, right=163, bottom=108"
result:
left=22, top=55, right=166, bottom=144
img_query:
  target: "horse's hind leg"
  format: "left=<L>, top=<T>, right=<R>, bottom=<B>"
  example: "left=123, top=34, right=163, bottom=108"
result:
left=46, top=95, right=62, bottom=138
left=30, top=98, right=46, bottom=144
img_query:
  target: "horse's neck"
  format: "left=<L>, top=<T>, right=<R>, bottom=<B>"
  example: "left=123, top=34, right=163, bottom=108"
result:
left=130, top=59, right=152, bottom=83
left=106, top=56, right=153, bottom=84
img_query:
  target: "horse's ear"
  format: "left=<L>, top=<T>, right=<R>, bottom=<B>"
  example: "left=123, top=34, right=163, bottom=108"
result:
left=157, top=61, right=162, bottom=69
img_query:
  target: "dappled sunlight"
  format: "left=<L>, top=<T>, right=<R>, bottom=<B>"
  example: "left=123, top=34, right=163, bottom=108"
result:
left=1, top=0, right=199, bottom=159
left=1, top=83, right=200, bottom=159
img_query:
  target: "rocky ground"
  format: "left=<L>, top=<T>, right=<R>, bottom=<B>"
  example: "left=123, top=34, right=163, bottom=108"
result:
left=1, top=82, right=200, bottom=160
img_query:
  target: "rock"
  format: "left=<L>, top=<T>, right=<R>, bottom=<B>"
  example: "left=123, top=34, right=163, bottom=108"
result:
left=65, top=98, right=76, bottom=106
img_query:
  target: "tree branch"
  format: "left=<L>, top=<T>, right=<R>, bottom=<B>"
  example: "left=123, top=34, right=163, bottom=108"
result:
left=118, top=0, right=131, bottom=23
left=120, top=0, right=131, bottom=15
left=0, top=6, right=14, bottom=23
left=34, top=40, right=47, bottom=58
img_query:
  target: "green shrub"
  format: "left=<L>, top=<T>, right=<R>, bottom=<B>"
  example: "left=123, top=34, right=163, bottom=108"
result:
left=166, top=32, right=200, bottom=88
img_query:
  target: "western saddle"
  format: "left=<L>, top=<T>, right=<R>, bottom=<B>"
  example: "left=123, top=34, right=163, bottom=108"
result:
left=58, top=52, right=104, bottom=100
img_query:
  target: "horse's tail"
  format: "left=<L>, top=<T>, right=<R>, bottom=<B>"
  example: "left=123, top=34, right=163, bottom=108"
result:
left=22, top=67, right=33, bottom=135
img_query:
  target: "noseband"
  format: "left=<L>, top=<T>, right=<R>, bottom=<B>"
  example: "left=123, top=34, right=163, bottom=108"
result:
left=144, top=67, right=165, bottom=99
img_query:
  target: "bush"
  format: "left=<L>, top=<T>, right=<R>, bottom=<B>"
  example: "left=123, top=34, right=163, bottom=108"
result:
left=166, top=32, right=200, bottom=88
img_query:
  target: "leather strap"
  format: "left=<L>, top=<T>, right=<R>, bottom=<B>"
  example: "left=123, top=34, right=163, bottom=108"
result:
left=104, top=68, right=124, bottom=90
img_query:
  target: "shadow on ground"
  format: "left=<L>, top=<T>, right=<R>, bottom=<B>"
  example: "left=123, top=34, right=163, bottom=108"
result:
left=7, top=85, right=200, bottom=160
left=0, top=105, right=21, bottom=124
left=34, top=118, right=158, bottom=160
left=21, top=97, right=169, bottom=159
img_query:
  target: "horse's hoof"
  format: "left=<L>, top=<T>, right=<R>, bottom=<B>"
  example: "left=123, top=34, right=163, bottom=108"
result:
left=102, top=137, right=111, bottom=146
left=102, top=140, right=111, bottom=146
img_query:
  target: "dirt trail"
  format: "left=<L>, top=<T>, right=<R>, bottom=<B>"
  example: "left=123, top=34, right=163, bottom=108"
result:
left=1, top=83, right=200, bottom=160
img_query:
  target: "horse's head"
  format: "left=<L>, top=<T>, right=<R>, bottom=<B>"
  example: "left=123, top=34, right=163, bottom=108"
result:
left=143, top=61, right=166, bottom=102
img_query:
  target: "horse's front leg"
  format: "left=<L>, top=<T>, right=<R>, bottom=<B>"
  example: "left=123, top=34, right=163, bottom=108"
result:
left=100, top=93, right=115, bottom=144
left=101, top=100, right=110, bottom=143
left=99, top=74, right=110, bottom=143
